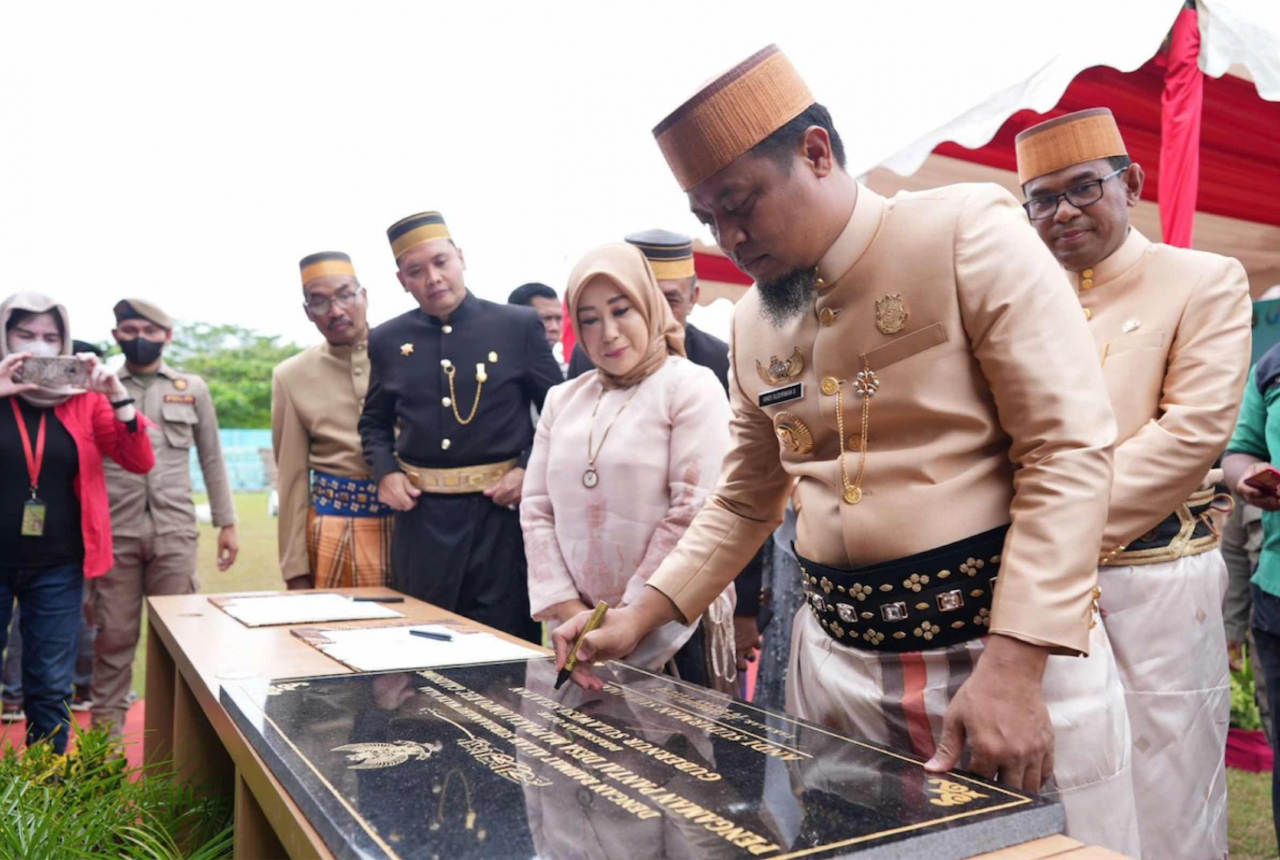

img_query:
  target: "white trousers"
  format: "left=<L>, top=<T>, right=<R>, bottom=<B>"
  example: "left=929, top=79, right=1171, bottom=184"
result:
left=1099, top=550, right=1230, bottom=860
left=787, top=609, right=1141, bottom=856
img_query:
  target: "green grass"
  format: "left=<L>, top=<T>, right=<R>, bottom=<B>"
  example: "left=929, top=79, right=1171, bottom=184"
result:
left=1230, top=767, right=1278, bottom=860
left=135, top=494, right=1279, bottom=857
left=131, top=492, right=285, bottom=696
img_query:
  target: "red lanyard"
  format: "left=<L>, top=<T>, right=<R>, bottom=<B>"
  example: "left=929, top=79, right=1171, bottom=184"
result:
left=9, top=398, right=47, bottom=495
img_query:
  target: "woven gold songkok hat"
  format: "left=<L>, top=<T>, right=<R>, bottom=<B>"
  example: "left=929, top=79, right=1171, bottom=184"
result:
left=1014, top=108, right=1128, bottom=184
left=653, top=44, right=814, bottom=191
left=625, top=229, right=695, bottom=280
left=386, top=211, right=451, bottom=259
left=299, top=251, right=356, bottom=285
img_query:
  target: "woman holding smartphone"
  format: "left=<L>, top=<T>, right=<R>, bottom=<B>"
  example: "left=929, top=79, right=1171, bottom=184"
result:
left=0, top=292, right=154, bottom=752
left=521, top=244, right=736, bottom=691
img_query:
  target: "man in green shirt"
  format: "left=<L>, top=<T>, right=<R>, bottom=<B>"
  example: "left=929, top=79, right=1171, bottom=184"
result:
left=1223, top=343, right=1280, bottom=846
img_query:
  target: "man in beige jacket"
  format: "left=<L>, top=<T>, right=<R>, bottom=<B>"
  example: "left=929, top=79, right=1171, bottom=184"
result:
left=273, top=252, right=393, bottom=590
left=555, top=45, right=1139, bottom=852
left=1017, top=108, right=1251, bottom=859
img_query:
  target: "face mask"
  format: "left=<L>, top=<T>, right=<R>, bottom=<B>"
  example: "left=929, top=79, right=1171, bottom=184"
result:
left=119, top=337, right=164, bottom=366
left=8, top=338, right=60, bottom=358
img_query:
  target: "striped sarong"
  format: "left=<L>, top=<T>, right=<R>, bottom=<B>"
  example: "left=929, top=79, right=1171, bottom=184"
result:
left=787, top=609, right=1141, bottom=856
left=305, top=508, right=393, bottom=589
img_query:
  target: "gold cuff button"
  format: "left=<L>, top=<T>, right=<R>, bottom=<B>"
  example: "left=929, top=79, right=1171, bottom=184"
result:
left=821, top=377, right=839, bottom=396
left=1081, top=278, right=1095, bottom=290
left=819, top=307, right=838, bottom=327
left=1082, top=269, right=1094, bottom=278
left=1083, top=308, right=1092, bottom=320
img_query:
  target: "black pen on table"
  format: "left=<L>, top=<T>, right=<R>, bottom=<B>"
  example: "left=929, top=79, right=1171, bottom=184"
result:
left=409, top=629, right=453, bottom=642
left=555, top=600, right=610, bottom=691
left=351, top=595, right=405, bottom=603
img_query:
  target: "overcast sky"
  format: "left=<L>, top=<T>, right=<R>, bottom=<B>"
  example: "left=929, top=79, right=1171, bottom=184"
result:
left=1, top=1, right=1179, bottom=348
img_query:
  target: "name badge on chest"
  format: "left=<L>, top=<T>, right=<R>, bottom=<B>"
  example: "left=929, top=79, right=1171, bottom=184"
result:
left=759, top=382, right=803, bottom=408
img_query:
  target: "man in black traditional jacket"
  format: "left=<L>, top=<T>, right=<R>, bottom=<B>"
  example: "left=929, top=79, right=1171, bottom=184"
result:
left=360, top=211, right=562, bottom=642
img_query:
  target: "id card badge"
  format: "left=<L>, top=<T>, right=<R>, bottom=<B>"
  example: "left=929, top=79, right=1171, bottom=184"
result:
left=21, top=498, right=46, bottom=537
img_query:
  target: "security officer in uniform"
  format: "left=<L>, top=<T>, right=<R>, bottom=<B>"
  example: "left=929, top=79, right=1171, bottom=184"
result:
left=359, top=212, right=562, bottom=643
left=92, top=298, right=238, bottom=733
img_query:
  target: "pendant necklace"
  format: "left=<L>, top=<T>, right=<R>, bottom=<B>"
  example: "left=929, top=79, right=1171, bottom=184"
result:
left=584, top=386, right=639, bottom=489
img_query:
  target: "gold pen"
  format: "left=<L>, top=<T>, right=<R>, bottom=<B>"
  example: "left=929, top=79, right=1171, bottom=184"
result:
left=555, top=600, right=609, bottom=691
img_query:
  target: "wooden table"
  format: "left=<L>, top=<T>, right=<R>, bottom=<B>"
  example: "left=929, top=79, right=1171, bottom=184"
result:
left=144, top=587, right=1126, bottom=860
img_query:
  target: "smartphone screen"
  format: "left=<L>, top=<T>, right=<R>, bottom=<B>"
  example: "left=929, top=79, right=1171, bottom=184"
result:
left=15, top=356, right=89, bottom=390
left=1244, top=467, right=1280, bottom=495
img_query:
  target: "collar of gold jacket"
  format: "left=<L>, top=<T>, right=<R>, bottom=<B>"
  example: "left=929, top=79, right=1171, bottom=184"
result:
left=815, top=184, right=887, bottom=289
left=1066, top=227, right=1152, bottom=293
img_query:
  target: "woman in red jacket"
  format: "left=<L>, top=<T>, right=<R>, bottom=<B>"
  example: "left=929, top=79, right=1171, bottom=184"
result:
left=0, top=292, right=154, bottom=752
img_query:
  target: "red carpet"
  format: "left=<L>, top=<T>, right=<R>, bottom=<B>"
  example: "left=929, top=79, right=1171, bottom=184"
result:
left=1227, top=727, right=1275, bottom=773
left=0, top=699, right=146, bottom=770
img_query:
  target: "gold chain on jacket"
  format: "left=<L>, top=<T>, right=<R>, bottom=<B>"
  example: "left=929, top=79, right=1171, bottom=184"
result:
left=443, top=360, right=487, bottom=425
left=835, top=358, right=879, bottom=505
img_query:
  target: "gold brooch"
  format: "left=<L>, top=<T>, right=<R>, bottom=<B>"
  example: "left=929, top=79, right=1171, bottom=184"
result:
left=756, top=347, right=805, bottom=385
left=875, top=294, right=910, bottom=335
left=400, top=343, right=415, bottom=356
left=774, top=412, right=814, bottom=454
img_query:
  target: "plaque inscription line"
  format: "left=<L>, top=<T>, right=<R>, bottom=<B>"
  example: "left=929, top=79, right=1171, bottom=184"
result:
left=621, top=662, right=1027, bottom=802
left=600, top=681, right=813, bottom=760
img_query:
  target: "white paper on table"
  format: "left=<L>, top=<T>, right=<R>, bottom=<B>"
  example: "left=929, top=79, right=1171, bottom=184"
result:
left=216, top=593, right=404, bottom=627
left=313, top=624, right=542, bottom=672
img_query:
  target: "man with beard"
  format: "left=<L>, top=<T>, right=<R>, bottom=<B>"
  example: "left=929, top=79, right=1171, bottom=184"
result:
left=93, top=298, right=237, bottom=734
left=554, top=45, right=1139, bottom=853
left=360, top=211, right=561, bottom=642
left=1017, top=109, right=1250, bottom=859
left=273, top=252, right=394, bottom=590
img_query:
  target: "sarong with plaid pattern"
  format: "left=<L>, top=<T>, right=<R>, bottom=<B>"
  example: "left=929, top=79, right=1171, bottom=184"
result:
left=305, top=508, right=393, bottom=589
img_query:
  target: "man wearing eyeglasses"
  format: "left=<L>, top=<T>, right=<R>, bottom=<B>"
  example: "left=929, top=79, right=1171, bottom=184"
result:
left=1018, top=108, right=1251, bottom=859
left=272, top=252, right=393, bottom=591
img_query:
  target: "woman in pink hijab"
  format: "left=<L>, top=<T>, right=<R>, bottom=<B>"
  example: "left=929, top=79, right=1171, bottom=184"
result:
left=521, top=244, right=736, bottom=691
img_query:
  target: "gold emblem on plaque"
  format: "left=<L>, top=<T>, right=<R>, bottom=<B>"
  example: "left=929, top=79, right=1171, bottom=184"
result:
left=774, top=412, right=814, bottom=454
left=756, top=347, right=805, bottom=385
left=926, top=778, right=989, bottom=807
left=265, top=681, right=310, bottom=696
left=875, top=294, right=910, bottom=335
left=333, top=740, right=443, bottom=770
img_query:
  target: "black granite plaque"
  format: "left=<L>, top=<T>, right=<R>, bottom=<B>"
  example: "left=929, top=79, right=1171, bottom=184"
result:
left=220, top=658, right=1061, bottom=860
